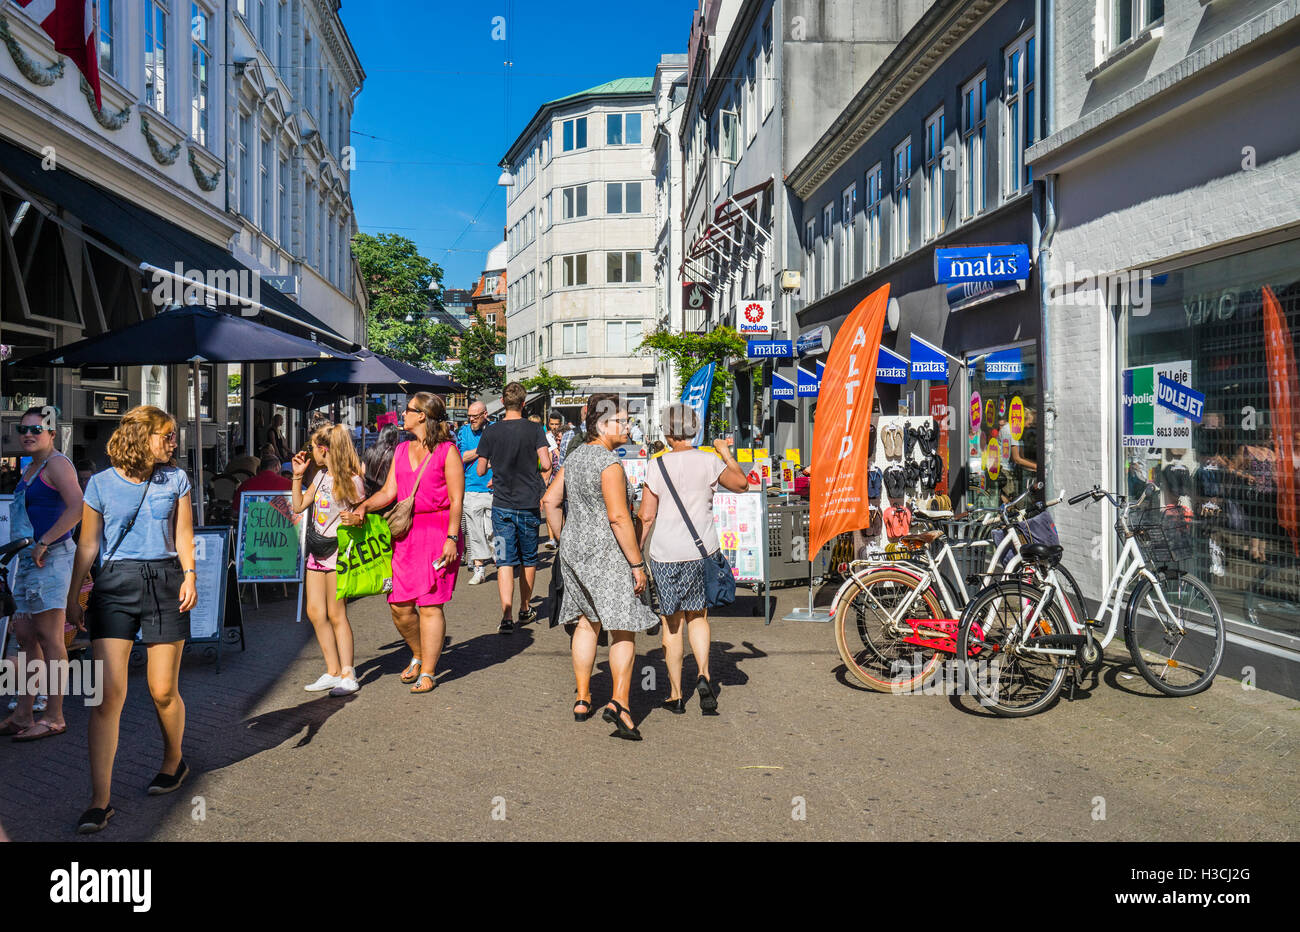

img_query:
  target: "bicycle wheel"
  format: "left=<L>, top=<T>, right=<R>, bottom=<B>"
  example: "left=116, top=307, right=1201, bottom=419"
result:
left=834, top=567, right=946, bottom=693
left=956, top=579, right=1071, bottom=717
left=1124, top=571, right=1224, bottom=696
left=1054, top=564, right=1090, bottom=630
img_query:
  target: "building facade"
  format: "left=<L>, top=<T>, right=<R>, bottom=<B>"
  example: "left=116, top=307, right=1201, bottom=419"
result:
left=470, top=241, right=507, bottom=333
left=1028, top=0, right=1300, bottom=682
left=0, top=0, right=364, bottom=492
left=500, top=77, right=659, bottom=428
left=790, top=0, right=1043, bottom=510
left=677, top=0, right=930, bottom=452
left=651, top=54, right=688, bottom=431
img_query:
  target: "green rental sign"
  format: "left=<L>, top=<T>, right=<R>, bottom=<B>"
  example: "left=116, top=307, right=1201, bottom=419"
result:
left=236, top=492, right=305, bottom=583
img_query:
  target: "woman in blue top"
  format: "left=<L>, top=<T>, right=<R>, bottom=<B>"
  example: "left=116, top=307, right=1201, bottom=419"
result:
left=0, top=407, right=83, bottom=741
left=65, top=406, right=197, bottom=835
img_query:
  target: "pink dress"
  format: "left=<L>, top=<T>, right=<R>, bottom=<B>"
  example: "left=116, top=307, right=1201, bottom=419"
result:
left=389, top=441, right=463, bottom=606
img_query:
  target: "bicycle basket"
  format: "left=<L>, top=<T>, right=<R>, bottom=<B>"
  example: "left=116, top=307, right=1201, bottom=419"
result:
left=1127, top=506, right=1194, bottom=566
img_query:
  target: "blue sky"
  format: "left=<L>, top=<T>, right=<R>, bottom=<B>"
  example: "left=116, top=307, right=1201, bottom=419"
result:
left=341, top=0, right=698, bottom=290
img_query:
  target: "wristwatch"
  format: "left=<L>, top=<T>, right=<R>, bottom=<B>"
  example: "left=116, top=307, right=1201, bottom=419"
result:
left=183, top=569, right=197, bottom=575
left=446, top=533, right=457, bottom=541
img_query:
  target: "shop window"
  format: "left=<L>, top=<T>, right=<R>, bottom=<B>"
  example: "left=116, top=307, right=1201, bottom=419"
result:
left=964, top=342, right=1039, bottom=511
left=1117, top=239, right=1300, bottom=641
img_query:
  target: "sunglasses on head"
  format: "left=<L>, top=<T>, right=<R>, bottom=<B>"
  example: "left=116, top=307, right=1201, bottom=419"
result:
left=314, top=441, right=330, bottom=449
left=15, top=424, right=49, bottom=435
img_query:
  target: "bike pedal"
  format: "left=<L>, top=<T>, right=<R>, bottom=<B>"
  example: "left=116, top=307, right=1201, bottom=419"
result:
left=1084, top=617, right=1104, bottom=628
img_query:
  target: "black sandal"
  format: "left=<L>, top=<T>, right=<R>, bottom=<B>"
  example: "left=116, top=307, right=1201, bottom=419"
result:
left=573, top=698, right=594, bottom=721
left=601, top=700, right=642, bottom=741
left=696, top=675, right=719, bottom=715
left=76, top=805, right=114, bottom=834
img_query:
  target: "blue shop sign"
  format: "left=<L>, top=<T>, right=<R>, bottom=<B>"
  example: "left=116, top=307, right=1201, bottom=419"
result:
left=909, top=336, right=948, bottom=380
left=796, top=366, right=819, bottom=397
left=934, top=244, right=1031, bottom=284
left=771, top=372, right=797, bottom=400
left=876, top=346, right=909, bottom=384
left=946, top=279, right=1024, bottom=312
left=1156, top=375, right=1205, bottom=424
left=984, top=347, right=1023, bottom=380
left=747, top=340, right=793, bottom=358
left=795, top=326, right=831, bottom=357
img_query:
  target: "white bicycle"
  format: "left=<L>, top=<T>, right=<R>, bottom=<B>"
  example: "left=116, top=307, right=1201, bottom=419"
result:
left=832, top=482, right=1087, bottom=692
left=954, top=483, right=1226, bottom=716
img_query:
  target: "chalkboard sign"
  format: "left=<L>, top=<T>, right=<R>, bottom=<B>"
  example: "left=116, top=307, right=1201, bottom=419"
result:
left=235, top=491, right=305, bottom=583
left=189, top=527, right=230, bottom=640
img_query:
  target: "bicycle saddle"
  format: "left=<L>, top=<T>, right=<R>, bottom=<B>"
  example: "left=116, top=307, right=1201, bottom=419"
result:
left=900, top=530, right=943, bottom=546
left=1020, top=542, right=1063, bottom=566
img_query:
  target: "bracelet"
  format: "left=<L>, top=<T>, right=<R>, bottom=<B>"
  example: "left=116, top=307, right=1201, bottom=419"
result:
left=446, top=533, right=457, bottom=541
left=183, top=569, right=197, bottom=575
left=629, top=561, right=645, bottom=569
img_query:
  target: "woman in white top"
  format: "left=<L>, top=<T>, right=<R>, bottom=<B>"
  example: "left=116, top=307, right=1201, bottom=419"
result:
left=638, top=404, right=747, bottom=715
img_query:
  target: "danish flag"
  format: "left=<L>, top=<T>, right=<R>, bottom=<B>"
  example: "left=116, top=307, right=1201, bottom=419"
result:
left=18, top=0, right=101, bottom=110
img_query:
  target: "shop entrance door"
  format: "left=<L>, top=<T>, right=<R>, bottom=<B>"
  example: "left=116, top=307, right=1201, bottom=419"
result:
left=962, top=340, right=1040, bottom=510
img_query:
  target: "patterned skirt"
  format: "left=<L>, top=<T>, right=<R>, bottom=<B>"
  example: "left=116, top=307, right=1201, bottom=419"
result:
left=649, top=557, right=708, bottom=615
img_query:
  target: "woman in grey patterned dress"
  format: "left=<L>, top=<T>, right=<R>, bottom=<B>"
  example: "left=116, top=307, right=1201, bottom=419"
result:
left=541, top=393, right=656, bottom=740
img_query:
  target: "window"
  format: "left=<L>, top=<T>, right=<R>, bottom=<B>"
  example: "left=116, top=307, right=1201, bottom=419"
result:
left=562, top=117, right=587, bottom=151
left=261, top=136, right=273, bottom=232
left=804, top=219, right=816, bottom=301
left=1109, top=0, right=1163, bottom=50
left=745, top=52, right=757, bottom=144
left=327, top=211, right=335, bottom=285
left=189, top=5, right=210, bottom=144
left=327, top=84, right=336, bottom=152
left=1004, top=30, right=1035, bottom=197
left=605, top=112, right=642, bottom=145
left=144, top=0, right=168, bottom=114
left=277, top=0, right=288, bottom=71
left=606, top=251, right=642, bottom=284
left=606, top=320, right=644, bottom=355
left=561, top=185, right=587, bottom=219
left=720, top=109, right=740, bottom=163
left=278, top=155, right=289, bottom=245
left=840, top=183, right=856, bottom=287
left=606, top=182, right=641, bottom=214
left=259, top=0, right=271, bottom=45
left=961, top=73, right=987, bottom=219
left=923, top=108, right=945, bottom=242
left=820, top=203, right=833, bottom=298
left=561, top=254, right=588, bottom=287
left=562, top=322, right=588, bottom=354
left=239, top=114, right=252, bottom=215
left=97, top=1, right=115, bottom=78
left=762, top=15, right=773, bottom=118
left=865, top=164, right=884, bottom=273
left=892, top=137, right=912, bottom=258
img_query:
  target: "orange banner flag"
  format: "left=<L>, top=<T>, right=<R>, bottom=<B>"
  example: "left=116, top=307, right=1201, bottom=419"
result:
left=1263, top=285, right=1299, bottom=555
left=809, top=283, right=891, bottom=558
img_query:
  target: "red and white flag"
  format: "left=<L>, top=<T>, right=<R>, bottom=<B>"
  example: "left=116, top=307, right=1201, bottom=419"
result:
left=19, top=0, right=101, bottom=110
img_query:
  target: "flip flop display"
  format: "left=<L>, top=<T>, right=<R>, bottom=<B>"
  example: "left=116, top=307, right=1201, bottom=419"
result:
left=884, top=464, right=907, bottom=500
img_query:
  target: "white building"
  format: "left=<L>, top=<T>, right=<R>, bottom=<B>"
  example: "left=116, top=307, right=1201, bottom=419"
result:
left=500, top=77, right=659, bottom=427
left=651, top=54, right=688, bottom=434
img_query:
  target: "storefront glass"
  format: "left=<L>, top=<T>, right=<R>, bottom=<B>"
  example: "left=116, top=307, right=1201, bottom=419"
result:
left=1119, top=238, right=1300, bottom=642
left=963, top=340, right=1039, bottom=509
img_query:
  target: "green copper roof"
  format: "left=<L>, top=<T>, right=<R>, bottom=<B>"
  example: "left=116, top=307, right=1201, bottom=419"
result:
left=547, top=77, right=653, bottom=105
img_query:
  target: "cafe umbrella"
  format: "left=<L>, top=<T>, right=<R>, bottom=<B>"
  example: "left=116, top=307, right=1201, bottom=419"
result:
left=9, top=305, right=353, bottom=523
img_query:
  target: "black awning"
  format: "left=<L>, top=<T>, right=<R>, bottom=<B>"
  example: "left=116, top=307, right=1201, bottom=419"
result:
left=0, top=137, right=351, bottom=346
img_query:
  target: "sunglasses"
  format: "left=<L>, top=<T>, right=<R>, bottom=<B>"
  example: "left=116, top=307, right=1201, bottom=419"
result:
left=405, top=407, right=422, bottom=415
left=15, top=425, right=49, bottom=435
left=155, top=432, right=177, bottom=443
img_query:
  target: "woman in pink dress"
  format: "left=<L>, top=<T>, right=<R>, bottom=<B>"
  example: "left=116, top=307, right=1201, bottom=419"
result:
left=349, top=393, right=463, bottom=693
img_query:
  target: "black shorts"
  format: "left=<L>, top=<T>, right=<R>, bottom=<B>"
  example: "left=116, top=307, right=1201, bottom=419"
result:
left=88, top=558, right=191, bottom=644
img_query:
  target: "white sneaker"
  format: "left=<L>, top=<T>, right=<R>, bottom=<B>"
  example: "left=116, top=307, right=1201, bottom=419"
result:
left=305, top=673, right=342, bottom=692
left=329, top=676, right=360, bottom=696
left=468, top=566, right=486, bottom=585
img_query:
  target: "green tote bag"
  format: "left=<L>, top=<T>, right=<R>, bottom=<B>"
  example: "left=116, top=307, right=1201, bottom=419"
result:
left=336, top=515, right=394, bottom=599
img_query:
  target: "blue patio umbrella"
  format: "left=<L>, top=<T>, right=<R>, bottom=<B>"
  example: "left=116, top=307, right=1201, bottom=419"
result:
left=256, top=349, right=464, bottom=396
left=10, top=305, right=353, bottom=521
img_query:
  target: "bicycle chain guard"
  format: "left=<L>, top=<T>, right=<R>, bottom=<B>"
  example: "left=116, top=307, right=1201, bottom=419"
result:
left=903, top=619, right=985, bottom=656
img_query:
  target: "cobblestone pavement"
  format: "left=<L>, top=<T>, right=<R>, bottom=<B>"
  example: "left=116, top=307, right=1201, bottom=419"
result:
left=1, top=553, right=1296, bottom=842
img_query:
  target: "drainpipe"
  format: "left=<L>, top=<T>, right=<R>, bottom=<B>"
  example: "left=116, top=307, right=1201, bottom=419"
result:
left=1038, top=174, right=1059, bottom=498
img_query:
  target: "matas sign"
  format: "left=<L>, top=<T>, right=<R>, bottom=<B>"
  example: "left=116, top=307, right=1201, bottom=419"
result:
left=738, top=300, right=771, bottom=336
left=935, top=245, right=1031, bottom=284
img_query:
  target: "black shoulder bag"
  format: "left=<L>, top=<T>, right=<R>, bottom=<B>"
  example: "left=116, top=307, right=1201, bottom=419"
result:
left=656, top=457, right=735, bottom=607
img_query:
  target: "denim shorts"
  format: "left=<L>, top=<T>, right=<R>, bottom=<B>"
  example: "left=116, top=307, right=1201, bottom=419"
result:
left=12, top=538, right=76, bottom=614
left=491, top=507, right=540, bottom=568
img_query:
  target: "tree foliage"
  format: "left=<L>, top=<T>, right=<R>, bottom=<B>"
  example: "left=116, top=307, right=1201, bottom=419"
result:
left=452, top=309, right=507, bottom=398
left=637, top=326, right=745, bottom=433
left=353, top=232, right=448, bottom=369
left=522, top=366, right=576, bottom=416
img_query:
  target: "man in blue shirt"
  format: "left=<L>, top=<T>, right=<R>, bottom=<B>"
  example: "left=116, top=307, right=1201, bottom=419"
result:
left=458, top=401, right=494, bottom=585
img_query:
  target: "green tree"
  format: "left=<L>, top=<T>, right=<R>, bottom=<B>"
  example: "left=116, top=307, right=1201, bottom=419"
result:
left=352, top=232, right=447, bottom=368
left=452, top=309, right=506, bottom=398
left=637, top=326, right=746, bottom=435
left=522, top=366, right=576, bottom=418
